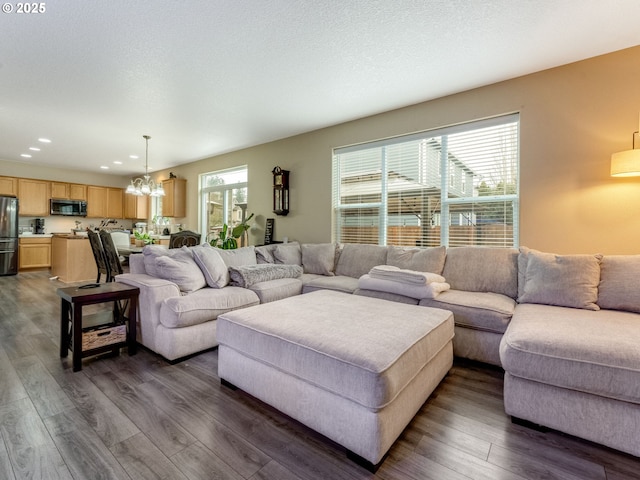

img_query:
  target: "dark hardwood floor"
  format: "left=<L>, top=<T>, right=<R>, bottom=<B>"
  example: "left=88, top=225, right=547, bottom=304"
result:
left=1, top=271, right=640, bottom=480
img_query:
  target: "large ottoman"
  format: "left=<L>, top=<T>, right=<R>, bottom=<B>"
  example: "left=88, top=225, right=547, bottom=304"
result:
left=217, top=290, right=454, bottom=470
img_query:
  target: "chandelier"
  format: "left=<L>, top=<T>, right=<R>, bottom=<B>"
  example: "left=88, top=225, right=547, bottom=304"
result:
left=126, top=135, right=165, bottom=196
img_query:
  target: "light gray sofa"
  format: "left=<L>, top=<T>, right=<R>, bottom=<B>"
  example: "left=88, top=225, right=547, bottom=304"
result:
left=115, top=241, right=640, bottom=459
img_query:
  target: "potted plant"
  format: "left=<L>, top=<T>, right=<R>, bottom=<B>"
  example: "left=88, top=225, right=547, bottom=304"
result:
left=210, top=213, right=254, bottom=249
left=134, top=231, right=155, bottom=247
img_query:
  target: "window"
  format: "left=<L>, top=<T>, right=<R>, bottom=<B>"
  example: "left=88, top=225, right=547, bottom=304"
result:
left=200, top=166, right=248, bottom=244
left=332, top=114, right=519, bottom=248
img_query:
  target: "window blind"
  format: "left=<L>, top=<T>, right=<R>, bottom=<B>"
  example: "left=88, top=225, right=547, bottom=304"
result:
left=332, top=114, right=519, bottom=247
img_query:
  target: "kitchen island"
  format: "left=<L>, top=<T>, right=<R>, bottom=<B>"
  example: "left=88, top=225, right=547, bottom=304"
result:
left=51, top=234, right=97, bottom=283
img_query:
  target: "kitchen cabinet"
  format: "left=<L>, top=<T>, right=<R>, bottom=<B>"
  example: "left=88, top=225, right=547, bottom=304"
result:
left=18, top=179, right=50, bottom=216
left=87, top=186, right=107, bottom=218
left=0, top=176, right=18, bottom=196
left=69, top=184, right=87, bottom=200
left=86, top=186, right=123, bottom=218
left=51, top=182, right=87, bottom=201
left=19, top=237, right=51, bottom=269
left=51, top=235, right=96, bottom=282
left=162, top=178, right=186, bottom=218
left=107, top=187, right=123, bottom=218
left=124, top=194, right=149, bottom=219
left=51, top=182, right=69, bottom=199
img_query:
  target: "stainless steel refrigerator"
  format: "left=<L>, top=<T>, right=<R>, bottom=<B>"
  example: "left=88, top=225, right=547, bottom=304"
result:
left=0, top=196, right=19, bottom=276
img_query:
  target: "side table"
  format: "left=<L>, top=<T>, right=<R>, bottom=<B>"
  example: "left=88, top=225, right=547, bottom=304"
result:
left=57, top=282, right=139, bottom=372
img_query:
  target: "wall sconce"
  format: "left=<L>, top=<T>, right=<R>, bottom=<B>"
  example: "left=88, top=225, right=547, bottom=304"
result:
left=611, top=117, right=640, bottom=177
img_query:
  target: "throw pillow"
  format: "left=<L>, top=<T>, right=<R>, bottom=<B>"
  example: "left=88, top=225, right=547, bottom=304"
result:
left=191, top=244, right=228, bottom=288
left=274, top=243, right=302, bottom=265
left=228, top=264, right=303, bottom=288
left=386, top=245, right=447, bottom=275
left=301, top=243, right=336, bottom=275
left=215, top=246, right=257, bottom=284
left=597, top=255, right=640, bottom=313
left=254, top=244, right=277, bottom=264
left=142, top=245, right=176, bottom=277
left=518, top=250, right=603, bottom=310
left=155, top=248, right=207, bottom=293
left=334, top=244, right=388, bottom=278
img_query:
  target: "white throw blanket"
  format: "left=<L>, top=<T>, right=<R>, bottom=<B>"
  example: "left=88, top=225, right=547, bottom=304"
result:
left=368, top=265, right=446, bottom=285
left=358, top=274, right=450, bottom=299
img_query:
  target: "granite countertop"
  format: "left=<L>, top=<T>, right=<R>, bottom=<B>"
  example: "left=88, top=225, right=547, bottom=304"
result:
left=51, top=234, right=88, bottom=239
left=18, top=233, right=53, bottom=238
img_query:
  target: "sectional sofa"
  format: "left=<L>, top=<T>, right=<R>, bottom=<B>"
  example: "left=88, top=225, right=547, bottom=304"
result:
left=115, top=242, right=640, bottom=459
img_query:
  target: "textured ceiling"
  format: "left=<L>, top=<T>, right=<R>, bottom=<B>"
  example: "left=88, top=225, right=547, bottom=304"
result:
left=1, top=0, right=640, bottom=176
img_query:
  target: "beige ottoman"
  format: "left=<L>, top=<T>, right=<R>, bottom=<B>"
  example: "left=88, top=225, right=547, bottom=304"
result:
left=217, top=290, right=454, bottom=471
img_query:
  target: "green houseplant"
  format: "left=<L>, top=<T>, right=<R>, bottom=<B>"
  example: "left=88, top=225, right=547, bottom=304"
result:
left=210, top=213, right=254, bottom=249
left=134, top=231, right=155, bottom=246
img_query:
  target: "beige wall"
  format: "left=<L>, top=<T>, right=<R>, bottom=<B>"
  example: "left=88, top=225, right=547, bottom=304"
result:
left=158, top=46, right=640, bottom=254
left=4, top=46, right=640, bottom=254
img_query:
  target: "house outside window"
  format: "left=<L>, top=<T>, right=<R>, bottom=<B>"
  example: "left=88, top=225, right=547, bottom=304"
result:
left=332, top=114, right=519, bottom=248
left=200, top=166, right=248, bottom=244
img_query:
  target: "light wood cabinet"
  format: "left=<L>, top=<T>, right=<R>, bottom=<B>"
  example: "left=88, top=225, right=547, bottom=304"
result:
left=18, top=179, right=50, bottom=216
left=87, top=186, right=107, bottom=218
left=107, top=187, right=123, bottom=218
left=162, top=178, right=186, bottom=218
left=69, top=184, right=87, bottom=200
left=19, top=237, right=51, bottom=269
left=51, top=182, right=87, bottom=201
left=50, top=182, right=69, bottom=199
left=87, top=186, right=123, bottom=218
left=124, top=194, right=149, bottom=219
left=51, top=236, right=96, bottom=283
left=0, top=176, right=18, bottom=196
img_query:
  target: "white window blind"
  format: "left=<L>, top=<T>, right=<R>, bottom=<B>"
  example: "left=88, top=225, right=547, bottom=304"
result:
left=332, top=114, right=519, bottom=247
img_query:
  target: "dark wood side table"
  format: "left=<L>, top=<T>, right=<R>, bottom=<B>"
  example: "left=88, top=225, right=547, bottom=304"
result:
left=57, top=282, right=139, bottom=372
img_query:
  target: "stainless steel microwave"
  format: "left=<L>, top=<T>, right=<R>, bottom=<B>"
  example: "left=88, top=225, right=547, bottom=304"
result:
left=50, top=199, right=87, bottom=216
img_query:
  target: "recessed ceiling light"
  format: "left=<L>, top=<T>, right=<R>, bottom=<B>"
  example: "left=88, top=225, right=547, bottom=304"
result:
left=29, top=147, right=41, bottom=151
left=129, top=155, right=139, bottom=159
left=113, top=161, right=123, bottom=165
left=100, top=166, right=109, bottom=170
left=38, top=138, right=51, bottom=143
left=20, top=154, right=32, bottom=158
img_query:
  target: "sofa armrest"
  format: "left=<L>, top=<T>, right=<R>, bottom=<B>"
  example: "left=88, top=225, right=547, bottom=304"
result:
left=129, top=253, right=145, bottom=274
left=115, top=273, right=181, bottom=351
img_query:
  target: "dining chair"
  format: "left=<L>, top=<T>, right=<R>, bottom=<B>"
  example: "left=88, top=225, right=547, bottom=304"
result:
left=99, top=229, right=123, bottom=282
left=87, top=229, right=109, bottom=283
left=169, top=230, right=201, bottom=249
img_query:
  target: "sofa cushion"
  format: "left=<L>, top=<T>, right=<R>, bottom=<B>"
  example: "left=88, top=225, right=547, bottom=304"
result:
left=274, top=243, right=302, bottom=265
left=191, top=244, right=228, bottom=288
left=598, top=255, right=640, bottom=313
left=500, top=303, right=640, bottom=405
left=228, top=264, right=303, bottom=288
left=249, top=277, right=303, bottom=303
left=154, top=247, right=207, bottom=293
left=518, top=250, right=602, bottom=311
left=442, top=247, right=518, bottom=298
left=386, top=245, right=447, bottom=275
left=302, top=275, right=359, bottom=294
left=142, top=244, right=179, bottom=278
left=420, top=290, right=516, bottom=334
left=334, top=244, right=388, bottom=278
left=159, top=286, right=260, bottom=328
left=216, top=246, right=257, bottom=284
left=301, top=243, right=337, bottom=275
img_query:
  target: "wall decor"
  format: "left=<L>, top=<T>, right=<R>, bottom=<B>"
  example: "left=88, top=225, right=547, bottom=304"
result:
left=272, top=166, right=289, bottom=216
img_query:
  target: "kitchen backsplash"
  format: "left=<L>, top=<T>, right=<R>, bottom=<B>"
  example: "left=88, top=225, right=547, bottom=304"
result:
left=19, top=216, right=133, bottom=234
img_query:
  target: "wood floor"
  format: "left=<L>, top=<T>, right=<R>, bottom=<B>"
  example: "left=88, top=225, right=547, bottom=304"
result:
left=1, top=271, right=639, bottom=480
